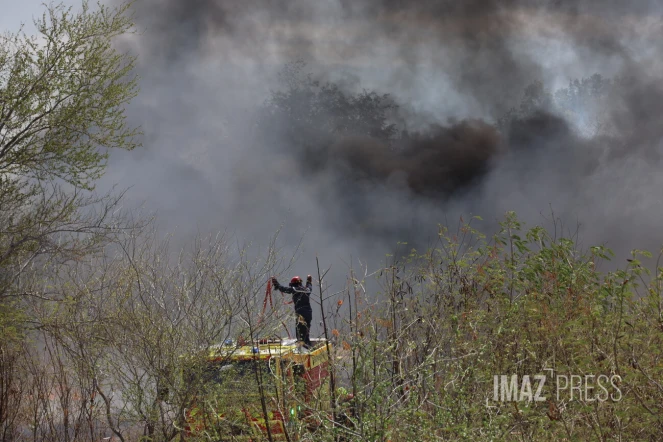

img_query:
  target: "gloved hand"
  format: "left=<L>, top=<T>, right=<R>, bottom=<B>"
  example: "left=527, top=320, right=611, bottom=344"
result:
left=271, top=277, right=279, bottom=286
left=306, top=275, right=312, bottom=284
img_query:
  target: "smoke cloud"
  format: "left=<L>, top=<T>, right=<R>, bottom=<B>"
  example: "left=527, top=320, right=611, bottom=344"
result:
left=101, top=0, right=663, bottom=279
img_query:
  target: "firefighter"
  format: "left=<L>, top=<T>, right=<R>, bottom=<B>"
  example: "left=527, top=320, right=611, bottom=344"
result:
left=272, top=275, right=313, bottom=349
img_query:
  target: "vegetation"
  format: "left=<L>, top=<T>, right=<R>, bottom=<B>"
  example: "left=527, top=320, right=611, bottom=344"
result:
left=256, top=59, right=399, bottom=172
left=1, top=0, right=139, bottom=302
left=316, top=213, right=663, bottom=441
left=1, top=2, right=661, bottom=441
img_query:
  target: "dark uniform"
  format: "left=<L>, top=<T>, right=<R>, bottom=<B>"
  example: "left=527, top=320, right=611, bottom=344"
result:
left=272, top=276, right=313, bottom=349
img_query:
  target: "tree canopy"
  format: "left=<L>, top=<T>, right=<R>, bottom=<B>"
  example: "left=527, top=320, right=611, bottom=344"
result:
left=0, top=1, right=138, bottom=188
left=0, top=1, right=139, bottom=298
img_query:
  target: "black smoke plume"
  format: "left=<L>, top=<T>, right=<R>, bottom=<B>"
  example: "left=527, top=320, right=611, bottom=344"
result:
left=102, top=0, right=663, bottom=266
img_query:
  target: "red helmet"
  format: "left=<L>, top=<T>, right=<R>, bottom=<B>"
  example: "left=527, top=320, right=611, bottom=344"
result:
left=290, top=276, right=302, bottom=286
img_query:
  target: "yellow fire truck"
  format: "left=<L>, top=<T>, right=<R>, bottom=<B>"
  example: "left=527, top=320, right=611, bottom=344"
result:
left=183, top=337, right=334, bottom=441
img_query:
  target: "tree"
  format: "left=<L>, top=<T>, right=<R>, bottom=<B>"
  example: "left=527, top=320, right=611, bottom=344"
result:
left=497, top=80, right=553, bottom=131
left=257, top=60, right=398, bottom=171
left=0, top=1, right=138, bottom=188
left=30, top=229, right=290, bottom=441
left=0, top=0, right=139, bottom=297
left=0, top=2, right=140, bottom=437
left=554, top=74, right=614, bottom=136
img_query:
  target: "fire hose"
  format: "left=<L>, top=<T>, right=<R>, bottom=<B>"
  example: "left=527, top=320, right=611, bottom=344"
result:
left=258, top=278, right=292, bottom=338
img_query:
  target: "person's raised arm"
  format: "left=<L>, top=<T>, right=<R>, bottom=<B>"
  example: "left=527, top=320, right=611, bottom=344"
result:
left=272, top=277, right=295, bottom=294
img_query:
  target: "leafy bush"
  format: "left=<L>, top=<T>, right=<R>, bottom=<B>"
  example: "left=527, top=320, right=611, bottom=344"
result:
left=322, top=212, right=663, bottom=441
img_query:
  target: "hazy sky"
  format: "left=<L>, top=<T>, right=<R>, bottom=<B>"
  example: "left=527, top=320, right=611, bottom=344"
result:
left=1, top=0, right=78, bottom=33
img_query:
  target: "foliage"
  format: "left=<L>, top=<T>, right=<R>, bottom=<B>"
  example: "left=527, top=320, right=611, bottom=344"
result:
left=318, top=212, right=663, bottom=441
left=0, top=1, right=140, bottom=439
left=0, top=0, right=138, bottom=188
left=257, top=60, right=398, bottom=171
left=498, top=74, right=617, bottom=137
left=0, top=0, right=139, bottom=298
